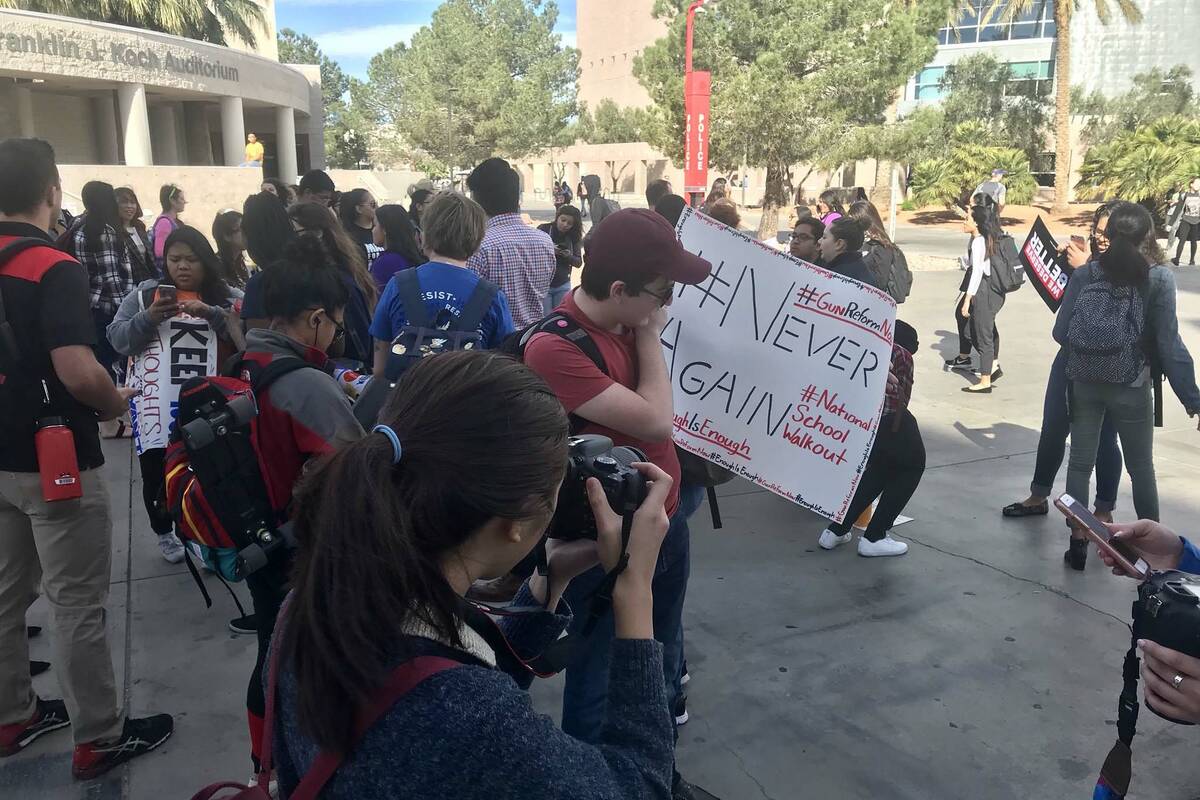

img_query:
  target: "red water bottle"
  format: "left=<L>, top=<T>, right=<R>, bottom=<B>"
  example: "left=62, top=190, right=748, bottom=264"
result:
left=35, top=416, right=82, bottom=502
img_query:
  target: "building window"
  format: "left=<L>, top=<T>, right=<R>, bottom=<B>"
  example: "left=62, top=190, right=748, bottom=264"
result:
left=938, top=0, right=1054, bottom=44
left=914, top=66, right=948, bottom=100
left=1008, top=59, right=1055, bottom=96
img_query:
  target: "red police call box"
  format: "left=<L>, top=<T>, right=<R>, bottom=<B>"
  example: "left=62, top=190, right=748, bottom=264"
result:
left=683, top=70, right=711, bottom=202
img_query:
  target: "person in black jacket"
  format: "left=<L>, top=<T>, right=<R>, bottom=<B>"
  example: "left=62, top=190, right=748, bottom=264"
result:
left=850, top=200, right=910, bottom=303
left=538, top=204, right=583, bottom=313
left=817, top=217, right=878, bottom=288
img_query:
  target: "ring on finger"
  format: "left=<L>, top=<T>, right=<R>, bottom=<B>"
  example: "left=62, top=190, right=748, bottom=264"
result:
left=1173, top=674, right=1185, bottom=691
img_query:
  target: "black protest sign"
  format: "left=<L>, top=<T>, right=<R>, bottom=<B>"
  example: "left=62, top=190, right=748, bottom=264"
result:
left=1020, top=217, right=1073, bottom=312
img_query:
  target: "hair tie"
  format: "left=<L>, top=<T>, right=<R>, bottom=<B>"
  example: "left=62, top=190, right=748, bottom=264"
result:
left=372, top=424, right=403, bottom=465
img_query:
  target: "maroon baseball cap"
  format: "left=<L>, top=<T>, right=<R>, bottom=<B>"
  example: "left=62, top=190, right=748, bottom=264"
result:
left=587, top=208, right=712, bottom=285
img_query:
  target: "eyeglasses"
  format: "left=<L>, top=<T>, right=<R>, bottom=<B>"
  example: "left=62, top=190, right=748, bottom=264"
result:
left=643, top=283, right=675, bottom=307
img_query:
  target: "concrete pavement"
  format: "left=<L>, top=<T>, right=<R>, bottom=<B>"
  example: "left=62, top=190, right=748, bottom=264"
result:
left=7, top=266, right=1200, bottom=799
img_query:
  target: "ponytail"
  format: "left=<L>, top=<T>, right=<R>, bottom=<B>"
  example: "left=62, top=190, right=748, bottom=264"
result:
left=284, top=351, right=569, bottom=752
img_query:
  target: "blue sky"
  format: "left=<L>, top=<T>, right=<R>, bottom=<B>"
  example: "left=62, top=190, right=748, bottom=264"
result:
left=276, top=0, right=577, bottom=79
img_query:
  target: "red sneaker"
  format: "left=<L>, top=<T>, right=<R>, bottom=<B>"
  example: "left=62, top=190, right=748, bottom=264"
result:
left=72, top=714, right=173, bottom=780
left=0, top=697, right=70, bottom=756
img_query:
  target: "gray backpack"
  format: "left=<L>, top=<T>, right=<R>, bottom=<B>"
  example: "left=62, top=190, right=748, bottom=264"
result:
left=1066, top=267, right=1147, bottom=385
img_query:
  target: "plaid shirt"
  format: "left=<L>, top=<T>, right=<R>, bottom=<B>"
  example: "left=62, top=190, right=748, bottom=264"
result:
left=882, top=343, right=914, bottom=419
left=74, top=223, right=133, bottom=318
left=467, top=214, right=557, bottom=328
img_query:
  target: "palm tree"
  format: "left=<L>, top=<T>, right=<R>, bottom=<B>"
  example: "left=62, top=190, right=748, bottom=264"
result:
left=0, top=0, right=265, bottom=48
left=979, top=0, right=1143, bottom=212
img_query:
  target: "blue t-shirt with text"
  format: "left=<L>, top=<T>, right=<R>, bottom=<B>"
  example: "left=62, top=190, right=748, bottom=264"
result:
left=369, top=261, right=515, bottom=348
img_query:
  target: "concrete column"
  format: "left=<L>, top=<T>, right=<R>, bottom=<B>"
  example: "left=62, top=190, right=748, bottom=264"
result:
left=14, top=86, right=35, bottom=137
left=173, top=104, right=189, bottom=167
left=150, top=105, right=180, bottom=165
left=183, top=102, right=214, bottom=165
left=93, top=93, right=119, bottom=164
left=634, top=159, right=649, bottom=199
left=274, top=105, right=298, bottom=182
left=566, top=162, right=581, bottom=190
left=116, top=83, right=153, bottom=166
left=219, top=95, right=245, bottom=166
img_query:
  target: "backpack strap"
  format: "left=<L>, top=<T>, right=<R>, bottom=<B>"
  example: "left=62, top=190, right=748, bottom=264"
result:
left=140, top=285, right=157, bottom=313
left=452, top=278, right=500, bottom=333
left=250, top=357, right=320, bottom=396
left=0, top=238, right=69, bottom=376
left=395, top=268, right=431, bottom=328
left=522, top=311, right=607, bottom=374
left=224, top=354, right=320, bottom=395
left=255, top=594, right=462, bottom=800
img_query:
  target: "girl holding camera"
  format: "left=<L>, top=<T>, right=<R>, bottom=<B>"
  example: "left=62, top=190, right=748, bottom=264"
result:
left=271, top=350, right=676, bottom=798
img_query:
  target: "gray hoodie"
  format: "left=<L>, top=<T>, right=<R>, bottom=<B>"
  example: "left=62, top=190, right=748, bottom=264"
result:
left=106, top=278, right=242, bottom=357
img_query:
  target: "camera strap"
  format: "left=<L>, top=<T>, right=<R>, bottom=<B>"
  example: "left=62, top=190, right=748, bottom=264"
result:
left=468, top=509, right=638, bottom=677
left=1094, top=616, right=1142, bottom=799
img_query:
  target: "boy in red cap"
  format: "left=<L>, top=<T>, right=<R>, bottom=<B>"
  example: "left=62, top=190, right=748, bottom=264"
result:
left=524, top=208, right=712, bottom=798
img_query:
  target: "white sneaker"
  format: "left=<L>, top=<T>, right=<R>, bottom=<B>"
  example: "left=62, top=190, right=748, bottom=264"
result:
left=818, top=528, right=853, bottom=550
left=857, top=535, right=909, bottom=557
left=157, top=532, right=185, bottom=564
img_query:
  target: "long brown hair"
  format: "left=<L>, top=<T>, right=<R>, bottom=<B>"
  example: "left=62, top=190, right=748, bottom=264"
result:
left=288, top=201, right=379, bottom=311
left=284, top=351, right=569, bottom=751
left=849, top=200, right=894, bottom=249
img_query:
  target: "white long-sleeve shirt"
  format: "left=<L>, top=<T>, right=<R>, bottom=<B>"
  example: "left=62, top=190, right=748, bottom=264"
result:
left=966, top=235, right=990, bottom=296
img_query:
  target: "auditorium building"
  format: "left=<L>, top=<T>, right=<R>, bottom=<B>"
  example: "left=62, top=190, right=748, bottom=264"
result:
left=0, top=3, right=323, bottom=216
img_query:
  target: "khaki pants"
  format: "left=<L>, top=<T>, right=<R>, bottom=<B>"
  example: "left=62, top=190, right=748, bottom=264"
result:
left=0, top=468, right=123, bottom=744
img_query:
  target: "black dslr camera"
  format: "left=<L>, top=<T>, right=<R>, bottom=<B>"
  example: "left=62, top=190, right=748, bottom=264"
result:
left=548, top=435, right=649, bottom=541
left=1134, top=570, right=1200, bottom=724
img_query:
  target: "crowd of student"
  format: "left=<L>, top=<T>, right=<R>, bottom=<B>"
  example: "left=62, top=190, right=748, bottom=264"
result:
left=2, top=132, right=1200, bottom=799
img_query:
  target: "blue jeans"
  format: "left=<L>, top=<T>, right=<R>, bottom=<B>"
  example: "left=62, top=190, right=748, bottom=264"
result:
left=544, top=282, right=571, bottom=314
left=561, top=507, right=690, bottom=742
left=1031, top=350, right=1122, bottom=512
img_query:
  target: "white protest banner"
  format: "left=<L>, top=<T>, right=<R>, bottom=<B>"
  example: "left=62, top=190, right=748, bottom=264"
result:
left=662, top=207, right=897, bottom=523
left=127, top=314, right=217, bottom=454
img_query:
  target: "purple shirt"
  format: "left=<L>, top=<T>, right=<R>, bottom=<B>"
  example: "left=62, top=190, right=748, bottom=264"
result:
left=370, top=251, right=415, bottom=292
left=466, top=214, right=556, bottom=328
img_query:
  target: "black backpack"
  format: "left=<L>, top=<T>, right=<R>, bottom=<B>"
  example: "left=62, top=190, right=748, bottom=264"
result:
left=863, top=240, right=913, bottom=304
left=503, top=310, right=733, bottom=528
left=353, top=270, right=499, bottom=427
left=989, top=234, right=1025, bottom=294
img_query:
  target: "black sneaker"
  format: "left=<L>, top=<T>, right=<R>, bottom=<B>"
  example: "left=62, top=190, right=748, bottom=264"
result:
left=72, top=714, right=174, bottom=780
left=680, top=660, right=690, bottom=686
left=674, top=774, right=720, bottom=800
left=0, top=697, right=69, bottom=756
left=674, top=694, right=689, bottom=726
left=1064, top=537, right=1088, bottom=571
left=228, top=614, right=257, bottom=636
left=945, top=355, right=972, bottom=370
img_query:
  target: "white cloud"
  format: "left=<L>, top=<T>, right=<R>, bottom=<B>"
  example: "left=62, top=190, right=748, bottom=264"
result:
left=558, top=29, right=577, bottom=49
left=314, top=23, right=422, bottom=58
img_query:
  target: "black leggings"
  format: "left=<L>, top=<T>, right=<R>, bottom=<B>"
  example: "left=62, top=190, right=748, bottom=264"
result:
left=246, top=555, right=291, bottom=769
left=1176, top=221, right=1199, bottom=263
left=137, top=448, right=174, bottom=536
left=829, top=411, right=926, bottom=542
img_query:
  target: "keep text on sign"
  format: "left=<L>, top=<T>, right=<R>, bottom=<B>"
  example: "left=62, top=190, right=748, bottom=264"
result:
left=127, top=314, right=217, bottom=454
left=662, top=208, right=897, bottom=522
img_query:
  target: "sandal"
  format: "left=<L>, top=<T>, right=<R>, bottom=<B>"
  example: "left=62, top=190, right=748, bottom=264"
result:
left=1002, top=500, right=1048, bottom=517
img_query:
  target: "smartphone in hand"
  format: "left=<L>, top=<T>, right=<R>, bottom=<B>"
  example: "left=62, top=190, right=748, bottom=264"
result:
left=156, top=284, right=177, bottom=304
left=1055, top=493, right=1151, bottom=579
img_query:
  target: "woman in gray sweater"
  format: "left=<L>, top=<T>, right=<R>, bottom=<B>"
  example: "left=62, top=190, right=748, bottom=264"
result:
left=272, top=350, right=675, bottom=799
left=1054, top=201, right=1200, bottom=569
left=106, top=226, right=242, bottom=564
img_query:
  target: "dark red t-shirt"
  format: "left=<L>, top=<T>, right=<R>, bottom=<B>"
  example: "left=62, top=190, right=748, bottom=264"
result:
left=524, top=290, right=680, bottom=516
